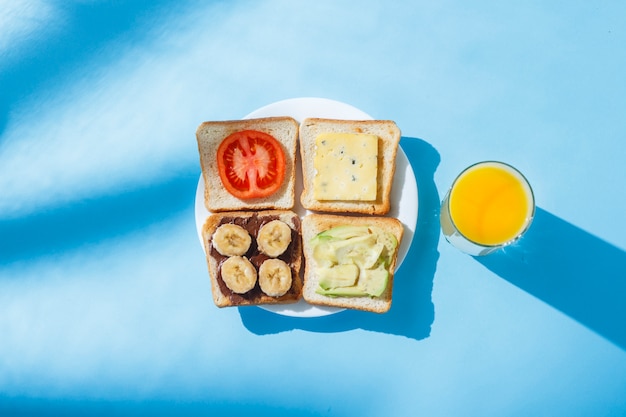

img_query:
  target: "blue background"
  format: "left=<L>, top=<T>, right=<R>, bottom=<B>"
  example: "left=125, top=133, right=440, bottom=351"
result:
left=1, top=1, right=625, bottom=416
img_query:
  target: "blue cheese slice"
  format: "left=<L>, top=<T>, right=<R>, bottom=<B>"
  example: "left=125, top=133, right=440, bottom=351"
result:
left=313, top=133, right=378, bottom=201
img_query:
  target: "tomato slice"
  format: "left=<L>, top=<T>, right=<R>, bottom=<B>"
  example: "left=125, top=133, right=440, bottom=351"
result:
left=216, top=130, right=286, bottom=199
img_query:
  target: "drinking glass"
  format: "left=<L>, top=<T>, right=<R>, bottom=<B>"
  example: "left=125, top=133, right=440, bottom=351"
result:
left=440, top=161, right=535, bottom=256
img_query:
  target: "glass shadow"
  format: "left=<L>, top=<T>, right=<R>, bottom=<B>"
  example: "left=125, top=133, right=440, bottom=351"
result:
left=239, top=137, right=440, bottom=340
left=476, top=207, right=626, bottom=350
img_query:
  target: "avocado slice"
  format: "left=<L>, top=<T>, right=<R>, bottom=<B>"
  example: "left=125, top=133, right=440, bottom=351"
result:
left=375, top=228, right=398, bottom=267
left=312, top=239, right=337, bottom=267
left=359, top=264, right=389, bottom=297
left=343, top=241, right=385, bottom=269
left=316, top=285, right=368, bottom=297
left=318, top=264, right=359, bottom=289
left=316, top=264, right=389, bottom=297
left=317, top=225, right=370, bottom=240
left=311, top=227, right=378, bottom=267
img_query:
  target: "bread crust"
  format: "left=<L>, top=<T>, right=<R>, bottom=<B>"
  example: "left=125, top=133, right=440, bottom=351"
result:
left=298, top=118, right=401, bottom=215
left=196, top=117, right=298, bottom=212
left=202, top=210, right=303, bottom=307
left=301, top=213, right=404, bottom=313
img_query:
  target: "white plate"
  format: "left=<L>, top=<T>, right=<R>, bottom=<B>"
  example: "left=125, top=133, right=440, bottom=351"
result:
left=194, top=97, right=418, bottom=317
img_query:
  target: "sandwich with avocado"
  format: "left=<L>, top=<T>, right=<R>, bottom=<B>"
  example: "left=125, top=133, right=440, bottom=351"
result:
left=301, top=213, right=404, bottom=313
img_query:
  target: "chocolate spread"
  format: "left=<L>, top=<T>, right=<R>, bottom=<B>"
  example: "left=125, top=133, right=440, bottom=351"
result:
left=209, top=213, right=302, bottom=304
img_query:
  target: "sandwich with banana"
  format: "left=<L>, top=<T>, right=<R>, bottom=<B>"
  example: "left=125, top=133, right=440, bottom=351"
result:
left=202, top=210, right=303, bottom=307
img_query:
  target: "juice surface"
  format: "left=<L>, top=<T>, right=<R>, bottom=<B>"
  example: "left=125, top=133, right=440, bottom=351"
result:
left=449, top=164, right=532, bottom=246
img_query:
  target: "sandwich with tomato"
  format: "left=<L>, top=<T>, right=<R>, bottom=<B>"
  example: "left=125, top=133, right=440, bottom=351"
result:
left=196, top=117, right=298, bottom=212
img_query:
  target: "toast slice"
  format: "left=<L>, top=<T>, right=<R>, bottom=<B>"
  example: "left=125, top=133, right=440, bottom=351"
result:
left=301, top=213, right=404, bottom=313
left=196, top=117, right=299, bottom=212
left=202, top=210, right=303, bottom=307
left=299, top=118, right=401, bottom=215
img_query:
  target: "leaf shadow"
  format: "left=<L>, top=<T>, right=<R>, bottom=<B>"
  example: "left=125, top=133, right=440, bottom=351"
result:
left=0, top=0, right=195, bottom=137
left=0, top=172, right=198, bottom=266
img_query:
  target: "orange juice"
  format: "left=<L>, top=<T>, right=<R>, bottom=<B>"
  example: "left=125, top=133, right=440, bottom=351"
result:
left=448, top=162, right=534, bottom=246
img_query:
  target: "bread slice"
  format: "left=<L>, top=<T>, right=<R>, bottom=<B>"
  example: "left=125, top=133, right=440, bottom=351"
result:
left=196, top=117, right=299, bottom=212
left=202, top=210, right=303, bottom=307
left=299, top=118, right=401, bottom=215
left=301, top=213, right=404, bottom=313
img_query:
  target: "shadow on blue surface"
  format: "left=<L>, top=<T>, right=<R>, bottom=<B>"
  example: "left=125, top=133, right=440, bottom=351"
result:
left=476, top=208, right=626, bottom=350
left=0, top=398, right=329, bottom=417
left=0, top=172, right=198, bottom=265
left=0, top=0, right=194, bottom=137
left=240, top=137, right=440, bottom=340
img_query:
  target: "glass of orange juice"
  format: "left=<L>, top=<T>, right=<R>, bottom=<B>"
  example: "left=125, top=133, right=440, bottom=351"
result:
left=440, top=161, right=535, bottom=256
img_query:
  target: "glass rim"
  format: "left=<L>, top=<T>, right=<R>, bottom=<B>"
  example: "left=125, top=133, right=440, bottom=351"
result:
left=446, top=160, right=536, bottom=249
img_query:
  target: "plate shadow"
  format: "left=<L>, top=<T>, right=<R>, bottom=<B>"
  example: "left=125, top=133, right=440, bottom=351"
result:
left=240, top=137, right=440, bottom=340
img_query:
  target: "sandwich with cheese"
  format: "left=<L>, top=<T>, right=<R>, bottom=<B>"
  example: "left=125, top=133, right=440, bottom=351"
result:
left=299, top=118, right=401, bottom=215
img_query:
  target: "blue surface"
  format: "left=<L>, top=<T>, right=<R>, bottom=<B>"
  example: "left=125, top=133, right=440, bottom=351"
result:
left=1, top=1, right=625, bottom=416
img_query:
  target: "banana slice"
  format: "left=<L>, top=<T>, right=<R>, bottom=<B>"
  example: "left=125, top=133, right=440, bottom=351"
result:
left=220, top=256, right=257, bottom=294
left=258, top=258, right=292, bottom=297
left=212, top=223, right=252, bottom=256
left=257, top=220, right=292, bottom=257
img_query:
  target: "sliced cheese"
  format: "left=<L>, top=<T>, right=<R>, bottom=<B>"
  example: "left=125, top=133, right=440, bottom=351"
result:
left=313, top=133, right=378, bottom=201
